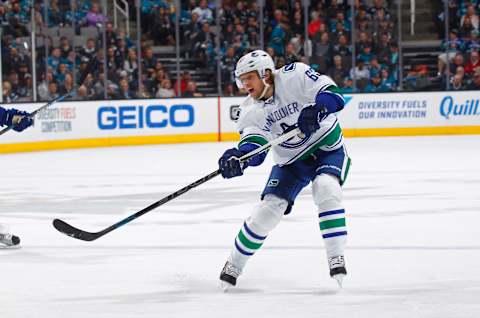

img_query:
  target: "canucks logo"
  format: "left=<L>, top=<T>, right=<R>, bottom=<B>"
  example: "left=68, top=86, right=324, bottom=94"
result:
left=267, top=179, right=279, bottom=187
left=282, top=63, right=296, bottom=73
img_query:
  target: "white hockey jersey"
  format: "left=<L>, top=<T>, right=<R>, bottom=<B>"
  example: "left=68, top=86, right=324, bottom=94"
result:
left=237, top=62, right=345, bottom=166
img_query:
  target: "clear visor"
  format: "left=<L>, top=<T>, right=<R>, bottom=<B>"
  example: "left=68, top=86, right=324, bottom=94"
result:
left=235, top=76, right=244, bottom=89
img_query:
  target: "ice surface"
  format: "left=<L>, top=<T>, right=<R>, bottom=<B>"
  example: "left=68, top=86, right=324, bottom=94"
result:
left=1, top=135, right=480, bottom=318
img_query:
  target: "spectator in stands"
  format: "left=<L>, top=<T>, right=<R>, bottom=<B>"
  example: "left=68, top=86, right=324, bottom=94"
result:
left=357, top=45, right=375, bottom=65
left=451, top=74, right=466, bottom=90
left=37, top=72, right=54, bottom=101
left=291, top=11, right=303, bottom=37
left=284, top=43, right=300, bottom=65
left=465, top=50, right=480, bottom=76
left=450, top=53, right=466, bottom=75
left=123, top=48, right=139, bottom=83
left=364, top=70, right=388, bottom=92
left=350, top=60, right=370, bottom=90
left=156, top=79, right=175, bottom=98
left=192, top=0, right=213, bottom=25
left=54, top=63, right=69, bottom=83
left=328, top=55, right=348, bottom=85
left=85, top=3, right=107, bottom=28
left=48, top=0, right=63, bottom=27
left=183, top=81, right=204, bottom=97
left=246, top=16, right=259, bottom=47
left=369, top=57, right=383, bottom=76
left=175, top=71, right=191, bottom=96
left=143, top=47, right=156, bottom=74
left=221, top=46, right=236, bottom=85
left=438, top=31, right=463, bottom=76
left=386, top=43, right=399, bottom=70
left=465, top=30, right=480, bottom=52
left=47, top=81, right=60, bottom=100
left=79, top=38, right=97, bottom=64
left=341, top=77, right=355, bottom=93
left=17, top=63, right=31, bottom=98
left=461, top=4, right=479, bottom=33
left=76, top=85, right=90, bottom=100
left=192, top=22, right=215, bottom=66
left=59, top=73, right=74, bottom=96
left=404, top=63, right=430, bottom=91
left=308, top=10, right=323, bottom=38
left=118, top=79, right=134, bottom=99
left=312, top=32, right=333, bottom=73
left=153, top=6, right=175, bottom=45
left=58, top=36, right=73, bottom=60
left=333, top=34, right=352, bottom=62
left=380, top=68, right=396, bottom=91
left=269, top=18, right=288, bottom=56
left=5, top=47, right=27, bottom=75
left=105, top=22, right=118, bottom=47
left=2, top=80, right=18, bottom=103
left=467, top=68, right=480, bottom=89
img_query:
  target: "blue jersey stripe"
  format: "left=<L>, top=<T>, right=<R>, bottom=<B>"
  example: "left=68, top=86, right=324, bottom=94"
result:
left=243, top=222, right=267, bottom=240
left=322, top=231, right=348, bottom=239
left=318, top=209, right=345, bottom=218
left=235, top=239, right=254, bottom=256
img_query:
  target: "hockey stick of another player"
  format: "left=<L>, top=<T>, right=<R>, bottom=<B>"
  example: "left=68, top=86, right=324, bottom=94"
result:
left=52, top=128, right=301, bottom=241
left=0, top=92, right=74, bottom=136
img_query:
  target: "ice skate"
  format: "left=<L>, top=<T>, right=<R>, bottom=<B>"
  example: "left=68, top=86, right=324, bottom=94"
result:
left=219, top=261, right=241, bottom=292
left=0, top=231, right=21, bottom=248
left=328, top=255, right=347, bottom=288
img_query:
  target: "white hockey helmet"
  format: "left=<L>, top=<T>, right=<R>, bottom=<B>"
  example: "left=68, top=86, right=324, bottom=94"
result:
left=234, top=50, right=275, bottom=89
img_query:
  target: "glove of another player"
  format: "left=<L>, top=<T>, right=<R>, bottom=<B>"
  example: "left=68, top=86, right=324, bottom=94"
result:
left=218, top=148, right=247, bottom=179
left=297, top=103, right=329, bottom=137
left=6, top=109, right=34, bottom=132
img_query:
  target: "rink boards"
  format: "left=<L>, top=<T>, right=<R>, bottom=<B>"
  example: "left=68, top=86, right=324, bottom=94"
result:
left=0, top=91, right=479, bottom=153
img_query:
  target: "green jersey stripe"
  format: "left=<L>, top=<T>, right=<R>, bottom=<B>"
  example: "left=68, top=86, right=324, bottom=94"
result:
left=238, top=230, right=263, bottom=250
left=239, top=135, right=269, bottom=148
left=320, top=218, right=346, bottom=230
left=298, top=123, right=343, bottom=161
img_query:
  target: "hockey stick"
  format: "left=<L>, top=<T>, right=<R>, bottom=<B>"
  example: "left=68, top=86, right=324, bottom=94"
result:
left=52, top=128, right=301, bottom=241
left=0, top=92, right=74, bottom=136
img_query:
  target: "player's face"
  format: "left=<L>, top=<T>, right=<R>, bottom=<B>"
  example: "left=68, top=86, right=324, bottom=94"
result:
left=239, top=71, right=264, bottom=99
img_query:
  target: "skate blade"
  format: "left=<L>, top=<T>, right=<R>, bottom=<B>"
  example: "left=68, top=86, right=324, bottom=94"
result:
left=220, top=281, right=234, bottom=292
left=0, top=244, right=21, bottom=250
left=333, top=274, right=345, bottom=288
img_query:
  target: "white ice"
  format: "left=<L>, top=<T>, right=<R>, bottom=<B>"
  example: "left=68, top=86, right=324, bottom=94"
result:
left=1, top=135, right=479, bottom=318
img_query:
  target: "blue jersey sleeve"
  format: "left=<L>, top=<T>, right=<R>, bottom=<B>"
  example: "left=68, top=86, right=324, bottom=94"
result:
left=315, top=86, right=345, bottom=114
left=0, top=106, right=7, bottom=126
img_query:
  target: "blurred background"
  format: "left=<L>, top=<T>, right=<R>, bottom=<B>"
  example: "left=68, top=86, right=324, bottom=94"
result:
left=1, top=0, right=479, bottom=103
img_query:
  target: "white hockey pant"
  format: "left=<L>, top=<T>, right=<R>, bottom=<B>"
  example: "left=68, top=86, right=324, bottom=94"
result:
left=313, top=173, right=347, bottom=258
left=229, top=194, right=288, bottom=270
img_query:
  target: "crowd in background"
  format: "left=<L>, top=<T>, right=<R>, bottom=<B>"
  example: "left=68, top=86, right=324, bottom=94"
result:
left=1, top=0, right=479, bottom=103
left=431, top=1, right=480, bottom=90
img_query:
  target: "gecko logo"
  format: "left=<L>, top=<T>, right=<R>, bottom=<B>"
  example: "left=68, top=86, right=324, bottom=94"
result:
left=267, top=179, right=279, bottom=187
left=98, top=105, right=194, bottom=129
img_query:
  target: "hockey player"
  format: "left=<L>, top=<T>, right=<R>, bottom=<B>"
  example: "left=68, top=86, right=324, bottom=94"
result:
left=218, top=50, right=350, bottom=290
left=0, top=106, right=34, bottom=247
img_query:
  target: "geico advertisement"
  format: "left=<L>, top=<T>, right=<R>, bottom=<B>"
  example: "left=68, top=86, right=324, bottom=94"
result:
left=0, top=98, right=218, bottom=143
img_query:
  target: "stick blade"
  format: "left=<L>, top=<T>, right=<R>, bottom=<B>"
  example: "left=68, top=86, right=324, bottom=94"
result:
left=52, top=219, right=100, bottom=241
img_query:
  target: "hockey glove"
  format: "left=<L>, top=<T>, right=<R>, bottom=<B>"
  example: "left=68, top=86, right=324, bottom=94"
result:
left=297, top=103, right=329, bottom=137
left=6, top=109, right=34, bottom=132
left=218, top=148, right=248, bottom=179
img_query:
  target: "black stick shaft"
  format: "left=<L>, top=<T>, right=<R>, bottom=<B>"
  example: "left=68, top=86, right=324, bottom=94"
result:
left=98, top=170, right=221, bottom=237
left=53, top=128, right=300, bottom=241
